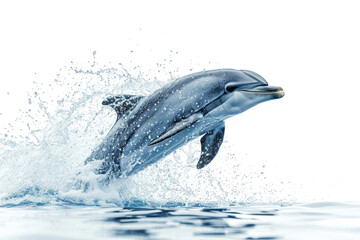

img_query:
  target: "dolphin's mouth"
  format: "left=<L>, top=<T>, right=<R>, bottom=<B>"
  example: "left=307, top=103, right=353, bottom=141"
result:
left=240, top=86, right=285, bottom=98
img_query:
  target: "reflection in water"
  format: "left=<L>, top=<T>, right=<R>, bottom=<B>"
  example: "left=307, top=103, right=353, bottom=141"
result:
left=106, top=207, right=279, bottom=239
left=1, top=203, right=360, bottom=240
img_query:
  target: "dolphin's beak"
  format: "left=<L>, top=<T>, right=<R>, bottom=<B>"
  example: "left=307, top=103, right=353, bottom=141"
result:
left=240, top=86, right=285, bottom=99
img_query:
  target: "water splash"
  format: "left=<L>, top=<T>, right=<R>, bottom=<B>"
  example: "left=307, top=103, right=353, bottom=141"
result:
left=0, top=57, right=293, bottom=207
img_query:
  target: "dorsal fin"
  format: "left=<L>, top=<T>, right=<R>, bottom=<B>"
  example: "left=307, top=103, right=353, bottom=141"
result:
left=102, top=94, right=143, bottom=120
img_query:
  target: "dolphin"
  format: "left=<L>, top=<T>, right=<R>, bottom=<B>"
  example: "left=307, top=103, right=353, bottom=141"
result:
left=85, top=69, right=284, bottom=178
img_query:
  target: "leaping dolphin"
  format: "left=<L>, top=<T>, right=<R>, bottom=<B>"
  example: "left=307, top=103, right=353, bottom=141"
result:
left=85, top=69, right=284, bottom=178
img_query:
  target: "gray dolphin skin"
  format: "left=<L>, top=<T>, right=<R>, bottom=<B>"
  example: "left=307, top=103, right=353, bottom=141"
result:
left=85, top=69, right=284, bottom=178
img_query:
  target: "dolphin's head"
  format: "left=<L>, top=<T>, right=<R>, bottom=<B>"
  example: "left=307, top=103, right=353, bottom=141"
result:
left=211, top=69, right=284, bottom=117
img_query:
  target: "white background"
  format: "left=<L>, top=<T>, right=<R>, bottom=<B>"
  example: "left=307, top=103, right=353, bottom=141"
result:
left=1, top=0, right=360, bottom=202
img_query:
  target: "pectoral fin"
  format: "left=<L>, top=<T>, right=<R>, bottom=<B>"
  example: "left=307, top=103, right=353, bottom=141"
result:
left=102, top=94, right=143, bottom=120
left=149, top=112, right=203, bottom=145
left=197, top=122, right=225, bottom=169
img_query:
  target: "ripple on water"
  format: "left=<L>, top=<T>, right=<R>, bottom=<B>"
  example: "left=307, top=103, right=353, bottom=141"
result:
left=1, top=203, right=360, bottom=239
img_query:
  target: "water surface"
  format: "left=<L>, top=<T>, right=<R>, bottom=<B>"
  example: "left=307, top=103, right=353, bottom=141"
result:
left=1, top=202, right=359, bottom=240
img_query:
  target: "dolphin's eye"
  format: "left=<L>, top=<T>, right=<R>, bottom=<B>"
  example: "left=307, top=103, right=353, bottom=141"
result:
left=225, top=82, right=245, bottom=93
left=225, top=85, right=236, bottom=93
